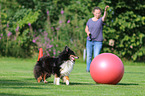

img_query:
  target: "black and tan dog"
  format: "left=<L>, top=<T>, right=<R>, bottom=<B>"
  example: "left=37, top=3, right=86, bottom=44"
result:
left=33, top=46, right=79, bottom=85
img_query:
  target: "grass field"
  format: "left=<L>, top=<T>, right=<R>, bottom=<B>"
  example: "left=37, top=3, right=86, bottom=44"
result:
left=0, top=57, right=145, bottom=96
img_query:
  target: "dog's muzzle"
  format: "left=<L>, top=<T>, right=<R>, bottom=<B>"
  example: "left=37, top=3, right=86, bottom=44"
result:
left=70, top=55, right=79, bottom=61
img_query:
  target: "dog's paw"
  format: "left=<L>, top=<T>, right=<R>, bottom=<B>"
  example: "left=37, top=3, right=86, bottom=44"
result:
left=54, top=78, right=60, bottom=85
left=66, top=80, right=69, bottom=85
left=56, top=78, right=60, bottom=85
left=54, top=78, right=56, bottom=84
left=44, top=80, right=48, bottom=83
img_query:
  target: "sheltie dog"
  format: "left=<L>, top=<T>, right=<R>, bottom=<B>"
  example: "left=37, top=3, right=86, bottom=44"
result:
left=59, top=56, right=76, bottom=85
left=33, top=46, right=79, bottom=85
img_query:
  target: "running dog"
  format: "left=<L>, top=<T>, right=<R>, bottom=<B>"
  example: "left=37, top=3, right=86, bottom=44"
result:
left=33, top=46, right=79, bottom=85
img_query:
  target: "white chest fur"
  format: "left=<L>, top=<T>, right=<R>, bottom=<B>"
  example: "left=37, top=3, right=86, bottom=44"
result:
left=60, top=60, right=75, bottom=76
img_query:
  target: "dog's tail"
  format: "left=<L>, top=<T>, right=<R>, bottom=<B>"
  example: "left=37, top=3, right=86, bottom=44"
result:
left=33, top=61, right=43, bottom=79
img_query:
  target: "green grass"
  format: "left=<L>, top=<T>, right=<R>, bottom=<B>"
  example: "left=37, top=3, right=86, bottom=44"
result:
left=0, top=57, right=145, bottom=96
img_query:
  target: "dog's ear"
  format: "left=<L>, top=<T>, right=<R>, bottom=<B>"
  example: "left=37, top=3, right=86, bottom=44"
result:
left=65, top=46, right=69, bottom=52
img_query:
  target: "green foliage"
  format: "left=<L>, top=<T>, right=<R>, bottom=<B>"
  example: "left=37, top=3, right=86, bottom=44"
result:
left=0, top=2, right=39, bottom=57
left=0, top=0, right=145, bottom=61
left=12, top=9, right=40, bottom=30
left=102, top=0, right=145, bottom=61
left=0, top=29, right=36, bottom=58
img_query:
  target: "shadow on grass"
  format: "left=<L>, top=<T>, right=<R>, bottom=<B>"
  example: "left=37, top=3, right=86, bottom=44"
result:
left=0, top=79, right=55, bottom=96
left=0, top=79, right=54, bottom=89
left=0, top=93, right=41, bottom=96
left=125, top=72, right=144, bottom=74
left=117, top=83, right=139, bottom=86
left=2, top=79, right=139, bottom=87
left=69, top=82, right=94, bottom=85
left=25, top=78, right=94, bottom=86
left=69, top=82, right=139, bottom=86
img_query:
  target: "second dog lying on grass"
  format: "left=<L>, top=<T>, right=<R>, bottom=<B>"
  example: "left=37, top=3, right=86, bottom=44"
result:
left=34, top=46, right=79, bottom=85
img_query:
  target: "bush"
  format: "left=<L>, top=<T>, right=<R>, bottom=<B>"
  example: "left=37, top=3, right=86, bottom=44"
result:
left=102, top=0, right=145, bottom=61
left=0, top=0, right=145, bottom=61
left=0, top=7, right=39, bottom=57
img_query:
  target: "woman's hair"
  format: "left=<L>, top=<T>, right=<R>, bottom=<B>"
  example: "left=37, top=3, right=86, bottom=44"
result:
left=92, top=7, right=102, bottom=13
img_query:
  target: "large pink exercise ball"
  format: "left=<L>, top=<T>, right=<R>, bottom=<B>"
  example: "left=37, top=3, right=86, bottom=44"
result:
left=90, top=53, right=124, bottom=85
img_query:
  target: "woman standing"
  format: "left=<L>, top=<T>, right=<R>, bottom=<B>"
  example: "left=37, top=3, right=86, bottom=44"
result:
left=85, top=6, right=109, bottom=72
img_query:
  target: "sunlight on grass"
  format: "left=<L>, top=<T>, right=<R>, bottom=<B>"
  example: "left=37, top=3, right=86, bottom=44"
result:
left=0, top=57, right=145, bottom=96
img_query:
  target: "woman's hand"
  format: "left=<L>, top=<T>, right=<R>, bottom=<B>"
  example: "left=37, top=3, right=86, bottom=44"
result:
left=85, top=25, right=91, bottom=36
left=87, top=32, right=91, bottom=37
left=105, top=5, right=109, bottom=11
left=102, top=5, right=109, bottom=22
